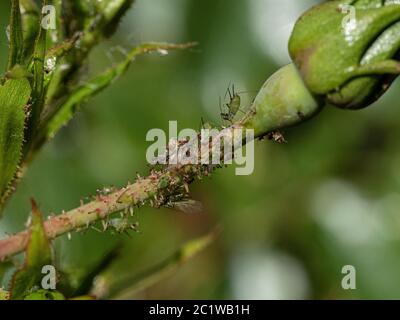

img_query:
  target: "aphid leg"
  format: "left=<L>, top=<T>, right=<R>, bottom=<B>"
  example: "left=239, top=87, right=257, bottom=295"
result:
left=224, top=82, right=232, bottom=100
left=219, top=96, right=229, bottom=122
left=102, top=220, right=108, bottom=231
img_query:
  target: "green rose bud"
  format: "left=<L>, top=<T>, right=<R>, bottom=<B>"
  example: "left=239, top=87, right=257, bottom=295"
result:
left=289, top=0, right=400, bottom=109
left=242, top=64, right=322, bottom=137
left=243, top=0, right=400, bottom=138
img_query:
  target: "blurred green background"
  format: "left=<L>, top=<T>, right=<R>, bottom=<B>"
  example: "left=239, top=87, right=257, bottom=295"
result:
left=2, top=0, right=400, bottom=299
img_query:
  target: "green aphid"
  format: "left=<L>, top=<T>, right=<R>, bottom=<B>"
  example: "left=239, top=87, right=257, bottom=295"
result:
left=289, top=0, right=400, bottom=109
left=220, top=84, right=241, bottom=122
left=108, top=218, right=138, bottom=235
left=157, top=176, right=170, bottom=189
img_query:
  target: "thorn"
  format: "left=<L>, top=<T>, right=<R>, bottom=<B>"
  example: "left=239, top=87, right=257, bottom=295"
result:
left=30, top=198, right=38, bottom=212
left=184, top=183, right=190, bottom=193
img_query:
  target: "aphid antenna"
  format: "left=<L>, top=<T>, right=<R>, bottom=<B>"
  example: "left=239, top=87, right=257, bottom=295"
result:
left=235, top=89, right=258, bottom=95
left=224, top=82, right=234, bottom=100
left=219, top=96, right=224, bottom=113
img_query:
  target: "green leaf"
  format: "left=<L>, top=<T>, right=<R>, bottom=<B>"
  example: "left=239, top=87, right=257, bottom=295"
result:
left=0, top=77, right=31, bottom=205
left=25, top=0, right=47, bottom=142
left=7, top=0, right=24, bottom=70
left=20, top=0, right=40, bottom=61
left=24, top=289, right=65, bottom=300
left=5, top=64, right=32, bottom=80
left=9, top=200, right=53, bottom=300
left=107, top=228, right=220, bottom=299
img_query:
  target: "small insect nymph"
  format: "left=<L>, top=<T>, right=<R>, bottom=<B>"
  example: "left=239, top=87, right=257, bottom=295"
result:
left=108, top=217, right=139, bottom=235
left=267, top=131, right=287, bottom=144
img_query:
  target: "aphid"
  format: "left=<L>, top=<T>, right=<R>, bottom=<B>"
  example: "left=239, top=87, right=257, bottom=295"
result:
left=108, top=218, right=139, bottom=235
left=220, top=84, right=241, bottom=123
left=172, top=199, right=203, bottom=214
left=200, top=117, right=213, bottom=131
left=267, top=131, right=287, bottom=144
left=97, top=186, right=115, bottom=196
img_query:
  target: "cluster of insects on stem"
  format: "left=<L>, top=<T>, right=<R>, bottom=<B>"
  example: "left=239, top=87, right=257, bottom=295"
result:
left=70, top=186, right=141, bottom=237
left=94, top=205, right=140, bottom=236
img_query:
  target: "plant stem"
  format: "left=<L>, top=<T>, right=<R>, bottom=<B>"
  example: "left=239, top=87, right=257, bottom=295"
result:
left=0, top=42, right=197, bottom=214
left=109, top=228, right=221, bottom=299
left=0, top=124, right=248, bottom=261
left=0, top=171, right=177, bottom=260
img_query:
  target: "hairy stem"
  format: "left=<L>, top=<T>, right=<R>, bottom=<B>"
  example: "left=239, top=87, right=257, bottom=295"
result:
left=0, top=124, right=249, bottom=260
left=0, top=42, right=197, bottom=214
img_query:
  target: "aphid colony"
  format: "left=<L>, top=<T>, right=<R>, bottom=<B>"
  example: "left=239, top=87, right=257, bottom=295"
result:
left=62, top=186, right=141, bottom=237
left=80, top=166, right=204, bottom=237
left=70, top=82, right=286, bottom=240
left=82, top=203, right=140, bottom=236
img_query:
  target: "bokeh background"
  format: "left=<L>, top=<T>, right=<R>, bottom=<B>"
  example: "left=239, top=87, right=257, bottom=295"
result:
left=2, top=0, right=400, bottom=299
